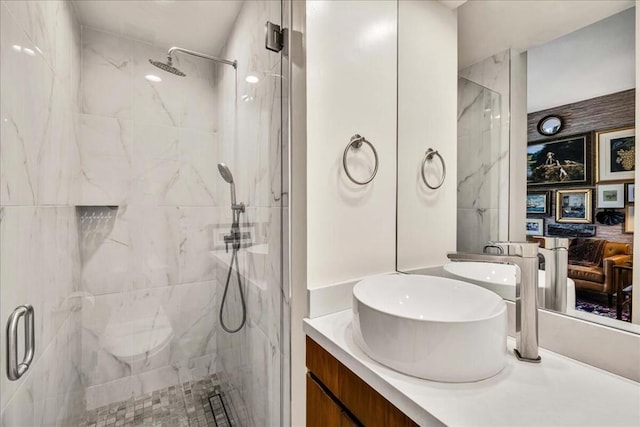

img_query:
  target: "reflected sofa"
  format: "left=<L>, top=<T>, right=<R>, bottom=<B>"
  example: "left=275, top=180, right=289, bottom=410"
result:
left=567, top=238, right=632, bottom=304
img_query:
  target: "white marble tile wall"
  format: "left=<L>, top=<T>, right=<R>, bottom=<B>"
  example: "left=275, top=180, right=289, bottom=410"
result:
left=76, top=18, right=285, bottom=411
left=457, top=51, right=511, bottom=252
left=1, top=0, right=84, bottom=425
left=213, top=2, right=284, bottom=424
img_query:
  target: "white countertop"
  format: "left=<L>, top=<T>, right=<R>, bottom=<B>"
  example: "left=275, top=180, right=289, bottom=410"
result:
left=304, top=309, right=640, bottom=427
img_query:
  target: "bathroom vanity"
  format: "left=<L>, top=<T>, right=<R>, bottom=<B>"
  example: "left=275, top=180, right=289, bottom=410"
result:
left=307, top=337, right=418, bottom=427
left=304, top=310, right=640, bottom=426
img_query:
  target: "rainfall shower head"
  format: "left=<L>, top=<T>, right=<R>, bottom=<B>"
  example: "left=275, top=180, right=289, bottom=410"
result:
left=218, top=163, right=238, bottom=207
left=148, top=56, right=186, bottom=77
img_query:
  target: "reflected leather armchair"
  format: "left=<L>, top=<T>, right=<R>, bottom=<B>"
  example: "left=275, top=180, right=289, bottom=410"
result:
left=567, top=240, right=632, bottom=305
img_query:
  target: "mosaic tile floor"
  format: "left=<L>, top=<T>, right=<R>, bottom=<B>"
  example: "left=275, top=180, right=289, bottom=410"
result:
left=78, top=374, right=239, bottom=427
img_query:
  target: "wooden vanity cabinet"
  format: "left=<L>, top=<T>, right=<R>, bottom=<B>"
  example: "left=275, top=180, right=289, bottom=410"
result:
left=306, top=337, right=419, bottom=427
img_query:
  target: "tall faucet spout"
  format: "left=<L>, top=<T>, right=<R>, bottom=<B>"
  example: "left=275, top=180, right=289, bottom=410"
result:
left=447, top=242, right=542, bottom=363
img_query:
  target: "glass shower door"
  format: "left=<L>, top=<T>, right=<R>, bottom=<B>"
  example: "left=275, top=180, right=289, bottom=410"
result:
left=1, top=0, right=288, bottom=425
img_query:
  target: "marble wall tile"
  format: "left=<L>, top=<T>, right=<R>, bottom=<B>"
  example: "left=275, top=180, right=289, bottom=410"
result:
left=74, top=0, right=285, bottom=415
left=457, top=52, right=510, bottom=252
left=177, top=129, right=219, bottom=206
left=216, top=57, right=282, bottom=210
left=177, top=207, right=217, bottom=284
left=0, top=4, right=53, bottom=205
left=131, top=122, right=180, bottom=205
left=176, top=353, right=217, bottom=385
left=85, top=375, right=136, bottom=410
left=81, top=280, right=217, bottom=407
left=212, top=2, right=285, bottom=424
left=32, top=314, right=84, bottom=426
left=0, top=207, right=81, bottom=410
left=1, top=2, right=83, bottom=423
left=457, top=208, right=502, bottom=254
left=1, top=369, right=35, bottom=426
left=2, top=1, right=67, bottom=74
left=178, top=68, right=218, bottom=132
left=81, top=27, right=133, bottom=119
left=129, top=206, right=180, bottom=289
left=171, top=281, right=217, bottom=361
left=459, top=50, right=510, bottom=99
left=132, top=41, right=185, bottom=127
left=78, top=114, right=134, bottom=205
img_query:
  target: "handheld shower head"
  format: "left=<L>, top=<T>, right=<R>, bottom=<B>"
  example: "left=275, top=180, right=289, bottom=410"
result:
left=217, top=163, right=234, bottom=184
left=218, top=163, right=237, bottom=206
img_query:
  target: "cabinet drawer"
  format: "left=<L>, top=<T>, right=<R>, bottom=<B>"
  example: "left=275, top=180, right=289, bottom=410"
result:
left=307, top=373, right=358, bottom=427
left=306, top=336, right=419, bottom=427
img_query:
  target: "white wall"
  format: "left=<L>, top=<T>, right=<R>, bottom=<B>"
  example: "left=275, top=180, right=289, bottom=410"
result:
left=397, top=1, right=458, bottom=270
left=527, top=7, right=635, bottom=112
left=509, top=50, right=528, bottom=242
left=458, top=0, right=634, bottom=70
left=306, top=0, right=398, bottom=288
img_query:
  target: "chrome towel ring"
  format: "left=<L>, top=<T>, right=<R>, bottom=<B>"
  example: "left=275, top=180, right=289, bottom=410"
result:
left=343, top=134, right=379, bottom=185
left=421, top=148, right=446, bottom=190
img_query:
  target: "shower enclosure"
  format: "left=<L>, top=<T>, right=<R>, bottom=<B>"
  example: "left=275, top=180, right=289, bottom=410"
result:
left=0, top=0, right=289, bottom=425
left=457, top=77, right=508, bottom=253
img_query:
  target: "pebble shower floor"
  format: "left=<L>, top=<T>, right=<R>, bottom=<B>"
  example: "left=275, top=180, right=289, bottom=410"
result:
left=78, top=374, right=238, bottom=427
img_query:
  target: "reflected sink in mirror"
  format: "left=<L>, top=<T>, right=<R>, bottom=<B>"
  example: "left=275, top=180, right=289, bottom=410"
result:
left=352, top=274, right=507, bottom=383
left=442, top=261, right=576, bottom=310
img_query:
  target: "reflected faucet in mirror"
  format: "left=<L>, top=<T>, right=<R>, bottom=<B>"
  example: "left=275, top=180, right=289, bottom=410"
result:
left=448, top=242, right=542, bottom=363
left=532, top=237, right=570, bottom=313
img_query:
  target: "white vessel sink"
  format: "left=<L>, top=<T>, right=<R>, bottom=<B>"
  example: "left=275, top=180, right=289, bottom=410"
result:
left=352, top=274, right=507, bottom=382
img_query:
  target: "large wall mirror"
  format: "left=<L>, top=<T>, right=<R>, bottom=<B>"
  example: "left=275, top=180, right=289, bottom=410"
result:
left=397, top=1, right=638, bottom=336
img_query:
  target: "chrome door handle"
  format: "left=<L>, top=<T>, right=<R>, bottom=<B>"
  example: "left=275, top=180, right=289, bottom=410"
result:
left=6, top=305, right=35, bottom=381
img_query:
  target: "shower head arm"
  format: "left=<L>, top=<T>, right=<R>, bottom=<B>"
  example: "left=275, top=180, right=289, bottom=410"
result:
left=168, top=46, right=237, bottom=69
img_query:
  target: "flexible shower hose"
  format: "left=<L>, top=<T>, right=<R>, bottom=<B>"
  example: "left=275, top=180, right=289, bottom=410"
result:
left=219, top=224, right=247, bottom=333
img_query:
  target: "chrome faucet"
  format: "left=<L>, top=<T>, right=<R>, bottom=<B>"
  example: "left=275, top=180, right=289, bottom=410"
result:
left=536, top=237, right=569, bottom=313
left=447, top=241, right=542, bottom=363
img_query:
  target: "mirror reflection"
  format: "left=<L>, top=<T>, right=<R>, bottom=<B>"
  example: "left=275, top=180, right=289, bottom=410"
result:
left=397, top=2, right=638, bottom=335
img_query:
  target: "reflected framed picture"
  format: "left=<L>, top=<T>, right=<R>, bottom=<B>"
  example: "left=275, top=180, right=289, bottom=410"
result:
left=556, top=189, right=592, bottom=223
left=625, top=205, right=634, bottom=234
left=596, top=127, right=635, bottom=183
left=526, top=191, right=551, bottom=215
left=547, top=223, right=597, bottom=238
left=627, top=182, right=635, bottom=204
left=597, top=183, right=625, bottom=209
left=525, top=218, right=544, bottom=236
left=527, top=134, right=590, bottom=188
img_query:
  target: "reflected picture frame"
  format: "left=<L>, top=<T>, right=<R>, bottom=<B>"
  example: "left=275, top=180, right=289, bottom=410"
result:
left=527, top=134, right=590, bottom=188
left=526, top=191, right=551, bottom=215
left=525, top=218, right=544, bottom=236
left=556, top=189, right=592, bottom=223
left=626, top=182, right=635, bottom=204
left=597, top=183, right=625, bottom=209
left=596, top=127, right=635, bottom=183
left=625, top=205, right=634, bottom=234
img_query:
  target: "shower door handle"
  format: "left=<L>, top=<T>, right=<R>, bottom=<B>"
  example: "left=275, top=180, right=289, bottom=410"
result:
left=6, top=305, right=35, bottom=381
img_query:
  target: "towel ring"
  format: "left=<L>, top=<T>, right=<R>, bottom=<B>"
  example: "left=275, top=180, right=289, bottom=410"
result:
left=421, top=148, right=446, bottom=190
left=343, top=134, right=379, bottom=185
